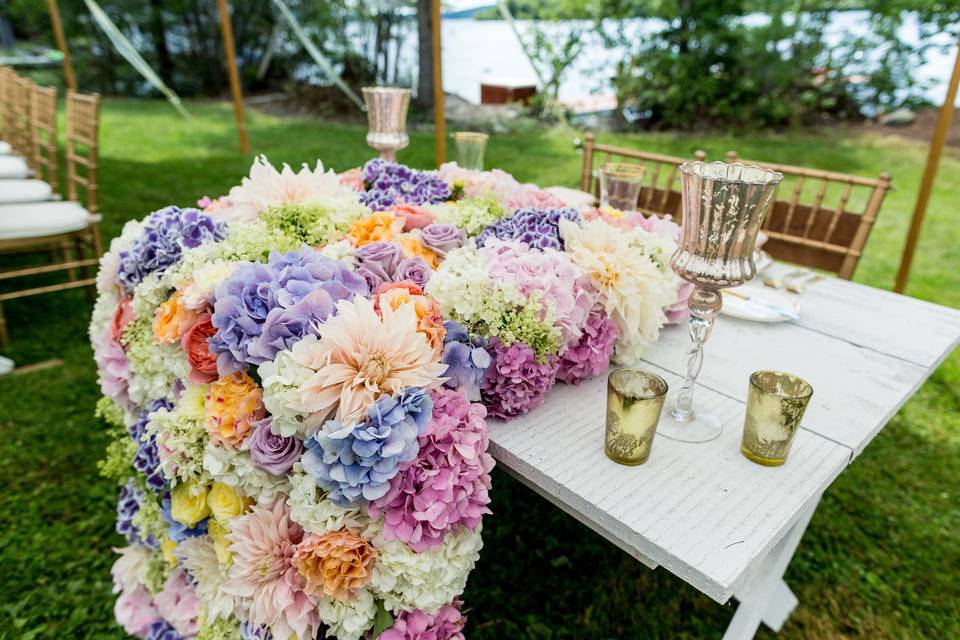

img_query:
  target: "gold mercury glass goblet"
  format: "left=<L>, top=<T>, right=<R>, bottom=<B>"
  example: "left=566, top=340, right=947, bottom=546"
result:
left=362, top=87, right=411, bottom=162
left=657, top=161, right=784, bottom=443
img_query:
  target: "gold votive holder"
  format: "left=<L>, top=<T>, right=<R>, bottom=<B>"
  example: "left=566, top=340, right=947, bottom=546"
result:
left=605, top=369, right=668, bottom=465
left=741, top=371, right=813, bottom=466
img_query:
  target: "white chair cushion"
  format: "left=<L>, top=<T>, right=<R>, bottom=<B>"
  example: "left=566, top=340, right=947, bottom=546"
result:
left=0, top=156, right=30, bottom=179
left=0, top=179, right=54, bottom=204
left=0, top=140, right=11, bottom=155
left=0, top=201, right=93, bottom=240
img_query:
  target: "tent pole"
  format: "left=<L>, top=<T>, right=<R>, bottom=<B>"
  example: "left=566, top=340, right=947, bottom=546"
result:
left=215, top=0, right=250, bottom=154
left=431, top=0, right=446, bottom=165
left=46, top=0, right=77, bottom=91
left=895, top=38, right=960, bottom=293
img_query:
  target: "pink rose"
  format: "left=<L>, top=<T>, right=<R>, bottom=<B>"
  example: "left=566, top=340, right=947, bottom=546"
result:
left=109, top=296, right=135, bottom=343
left=114, top=586, right=160, bottom=638
left=181, top=313, right=219, bottom=384
left=338, top=167, right=364, bottom=192
left=388, top=203, right=435, bottom=231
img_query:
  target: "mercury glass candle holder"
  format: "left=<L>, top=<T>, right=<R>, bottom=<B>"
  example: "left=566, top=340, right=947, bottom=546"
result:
left=658, top=161, right=784, bottom=443
left=598, top=162, right=645, bottom=211
left=605, top=369, right=668, bottom=465
left=453, top=131, right=489, bottom=170
left=741, top=371, right=813, bottom=466
left=362, top=87, right=411, bottom=162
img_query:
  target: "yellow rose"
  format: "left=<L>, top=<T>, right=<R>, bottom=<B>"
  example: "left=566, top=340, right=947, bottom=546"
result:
left=170, top=481, right=210, bottom=527
left=160, top=536, right=179, bottom=567
left=208, top=517, right=233, bottom=567
left=207, top=482, right=252, bottom=521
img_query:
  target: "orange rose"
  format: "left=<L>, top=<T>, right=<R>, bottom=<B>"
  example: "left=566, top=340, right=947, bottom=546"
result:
left=293, top=530, right=377, bottom=600
left=153, top=291, right=197, bottom=344
left=397, top=233, right=440, bottom=268
left=374, top=282, right=445, bottom=356
left=205, top=371, right=264, bottom=448
left=181, top=313, right=219, bottom=384
left=348, top=212, right=403, bottom=247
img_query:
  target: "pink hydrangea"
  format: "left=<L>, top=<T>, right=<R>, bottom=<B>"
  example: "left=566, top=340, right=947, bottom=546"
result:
left=370, top=389, right=493, bottom=552
left=378, top=601, right=466, bottom=640
left=437, top=163, right=564, bottom=210
left=481, top=338, right=559, bottom=419
left=557, top=308, right=619, bottom=385
left=153, top=568, right=200, bottom=637
left=481, top=240, right=596, bottom=347
left=114, top=585, right=160, bottom=638
left=94, top=328, right=131, bottom=409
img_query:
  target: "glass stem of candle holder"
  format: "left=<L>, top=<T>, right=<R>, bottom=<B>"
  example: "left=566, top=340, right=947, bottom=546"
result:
left=671, top=286, right=722, bottom=422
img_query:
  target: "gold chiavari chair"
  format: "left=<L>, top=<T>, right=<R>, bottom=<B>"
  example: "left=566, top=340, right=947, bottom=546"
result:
left=724, top=151, right=892, bottom=280
left=0, top=66, right=13, bottom=155
left=0, top=73, right=32, bottom=178
left=0, top=91, right=104, bottom=345
left=0, top=83, right=57, bottom=205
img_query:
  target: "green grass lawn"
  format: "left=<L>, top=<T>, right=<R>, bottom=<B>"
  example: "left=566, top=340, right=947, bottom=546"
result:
left=1, top=99, right=958, bottom=639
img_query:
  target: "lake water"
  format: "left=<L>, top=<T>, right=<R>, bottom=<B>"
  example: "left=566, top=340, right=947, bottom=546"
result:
left=435, top=16, right=958, bottom=107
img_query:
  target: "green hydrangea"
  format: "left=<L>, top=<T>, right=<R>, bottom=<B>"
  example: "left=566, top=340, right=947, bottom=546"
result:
left=131, top=494, right=168, bottom=555
left=98, top=432, right=137, bottom=484
left=195, top=615, right=242, bottom=640
left=142, top=548, right=173, bottom=594
left=96, top=396, right=126, bottom=428
left=262, top=201, right=368, bottom=247
left=429, top=194, right=508, bottom=236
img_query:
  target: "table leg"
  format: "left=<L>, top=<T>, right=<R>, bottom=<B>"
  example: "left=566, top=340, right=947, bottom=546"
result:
left=721, top=495, right=821, bottom=640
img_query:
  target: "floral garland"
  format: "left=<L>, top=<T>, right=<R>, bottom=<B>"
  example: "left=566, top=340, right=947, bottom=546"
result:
left=92, top=156, right=688, bottom=640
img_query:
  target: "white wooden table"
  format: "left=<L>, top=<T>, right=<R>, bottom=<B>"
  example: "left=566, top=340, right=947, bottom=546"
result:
left=486, top=263, right=960, bottom=639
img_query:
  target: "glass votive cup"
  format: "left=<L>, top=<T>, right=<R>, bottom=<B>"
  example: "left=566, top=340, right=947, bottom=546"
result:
left=598, top=162, right=645, bottom=211
left=453, top=131, right=489, bottom=171
left=605, top=369, right=668, bottom=465
left=741, top=371, right=814, bottom=467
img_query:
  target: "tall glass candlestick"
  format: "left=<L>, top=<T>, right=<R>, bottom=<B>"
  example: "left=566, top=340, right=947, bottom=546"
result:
left=362, top=87, right=410, bottom=162
left=658, top=161, right=783, bottom=443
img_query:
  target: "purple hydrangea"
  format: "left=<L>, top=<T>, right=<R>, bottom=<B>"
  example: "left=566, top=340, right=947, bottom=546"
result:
left=481, top=338, right=559, bottom=420
left=146, top=621, right=183, bottom=640
left=556, top=308, right=619, bottom=385
left=441, top=321, right=491, bottom=401
left=421, top=223, right=466, bottom=257
left=117, top=206, right=225, bottom=292
left=241, top=623, right=273, bottom=640
left=129, top=399, right=173, bottom=494
left=360, top=159, right=451, bottom=209
left=248, top=418, right=303, bottom=476
left=160, top=491, right=208, bottom=542
left=210, top=246, right=368, bottom=373
left=477, top=207, right=581, bottom=251
left=302, top=388, right=433, bottom=506
left=116, top=480, right=156, bottom=548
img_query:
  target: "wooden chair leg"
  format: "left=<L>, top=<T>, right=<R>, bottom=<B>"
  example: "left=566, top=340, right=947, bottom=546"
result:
left=61, top=240, right=77, bottom=281
left=0, top=301, right=9, bottom=347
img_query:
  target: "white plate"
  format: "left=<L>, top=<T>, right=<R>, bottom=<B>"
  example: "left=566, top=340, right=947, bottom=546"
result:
left=754, top=249, right=773, bottom=273
left=721, top=284, right=799, bottom=323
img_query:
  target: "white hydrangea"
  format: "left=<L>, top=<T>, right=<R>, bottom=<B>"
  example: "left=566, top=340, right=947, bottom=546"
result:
left=147, top=383, right=210, bottom=484
left=427, top=244, right=524, bottom=328
left=124, top=316, right=189, bottom=406
left=318, top=238, right=356, bottom=266
left=316, top=589, right=378, bottom=640
left=287, top=466, right=378, bottom=537
left=176, top=536, right=238, bottom=622
left=177, top=259, right=240, bottom=310
left=89, top=285, right=120, bottom=349
left=371, top=527, right=484, bottom=614
left=96, top=218, right=143, bottom=295
left=202, top=442, right=289, bottom=504
left=258, top=344, right=319, bottom=437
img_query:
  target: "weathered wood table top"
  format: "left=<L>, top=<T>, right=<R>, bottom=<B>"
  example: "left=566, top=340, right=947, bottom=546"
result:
left=486, top=263, right=960, bottom=606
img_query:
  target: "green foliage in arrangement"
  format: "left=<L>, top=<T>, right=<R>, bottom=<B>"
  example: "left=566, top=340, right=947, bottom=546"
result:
left=1, top=99, right=959, bottom=638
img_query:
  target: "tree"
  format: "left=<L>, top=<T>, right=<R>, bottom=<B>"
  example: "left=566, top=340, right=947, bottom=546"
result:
left=416, top=0, right=435, bottom=110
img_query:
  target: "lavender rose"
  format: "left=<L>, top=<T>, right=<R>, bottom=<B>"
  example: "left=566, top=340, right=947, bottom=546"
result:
left=354, top=241, right=402, bottom=291
left=394, top=257, right=431, bottom=288
left=248, top=418, right=303, bottom=476
left=420, top=223, right=466, bottom=257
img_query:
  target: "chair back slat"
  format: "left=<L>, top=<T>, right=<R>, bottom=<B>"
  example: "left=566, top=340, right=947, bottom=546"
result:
left=66, top=91, right=102, bottom=212
left=30, top=84, right=58, bottom=191
left=10, top=75, right=34, bottom=160
left=0, top=66, right=12, bottom=139
left=578, top=134, right=706, bottom=220
left=726, top=151, right=892, bottom=279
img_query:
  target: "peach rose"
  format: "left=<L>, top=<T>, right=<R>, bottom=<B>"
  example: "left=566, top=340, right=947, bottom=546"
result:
left=110, top=296, right=135, bottom=343
left=181, top=313, right=219, bottom=384
left=338, top=168, right=364, bottom=192
left=374, top=282, right=445, bottom=356
left=204, top=371, right=265, bottom=448
left=293, top=530, right=377, bottom=601
left=154, top=292, right=197, bottom=344
left=348, top=212, right=403, bottom=247
left=397, top=233, right=440, bottom=268
left=388, top=203, right=434, bottom=231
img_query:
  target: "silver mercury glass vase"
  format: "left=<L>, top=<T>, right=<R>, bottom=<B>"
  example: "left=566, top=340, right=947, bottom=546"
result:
left=362, top=87, right=411, bottom=162
left=657, top=161, right=784, bottom=443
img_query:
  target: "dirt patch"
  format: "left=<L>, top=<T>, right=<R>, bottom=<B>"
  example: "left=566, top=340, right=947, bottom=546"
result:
left=851, top=107, right=960, bottom=147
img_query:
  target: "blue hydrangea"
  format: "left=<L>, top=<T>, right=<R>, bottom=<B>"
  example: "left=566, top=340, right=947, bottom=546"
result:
left=129, top=399, right=172, bottom=493
left=441, top=321, right=492, bottom=401
left=360, top=158, right=451, bottom=209
left=241, top=623, right=273, bottom=640
left=116, top=480, right=156, bottom=548
left=146, top=621, right=184, bottom=640
left=477, top=207, right=581, bottom=251
left=117, top=206, right=225, bottom=292
left=160, top=491, right=208, bottom=542
left=302, top=388, right=433, bottom=506
left=210, top=246, right=368, bottom=373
